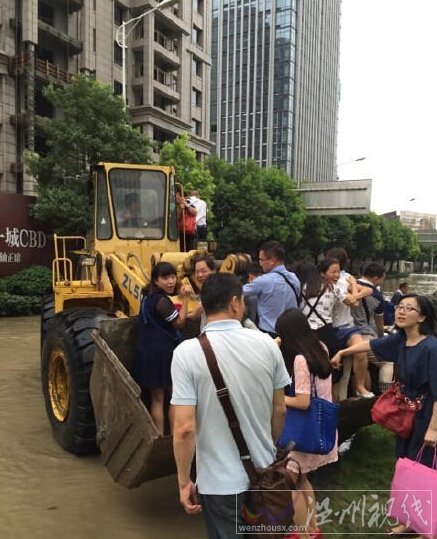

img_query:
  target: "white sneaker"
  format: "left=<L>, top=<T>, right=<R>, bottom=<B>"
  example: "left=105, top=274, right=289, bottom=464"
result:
left=355, top=391, right=375, bottom=399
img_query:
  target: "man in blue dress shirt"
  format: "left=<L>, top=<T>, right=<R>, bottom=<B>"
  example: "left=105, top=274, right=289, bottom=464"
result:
left=243, top=240, right=300, bottom=337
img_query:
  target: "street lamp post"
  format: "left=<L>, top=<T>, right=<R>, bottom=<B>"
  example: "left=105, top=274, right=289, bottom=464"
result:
left=115, top=0, right=178, bottom=104
left=336, top=157, right=366, bottom=180
left=337, top=156, right=366, bottom=167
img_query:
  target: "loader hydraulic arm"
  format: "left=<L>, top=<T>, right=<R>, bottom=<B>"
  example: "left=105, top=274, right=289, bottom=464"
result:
left=106, top=252, right=149, bottom=316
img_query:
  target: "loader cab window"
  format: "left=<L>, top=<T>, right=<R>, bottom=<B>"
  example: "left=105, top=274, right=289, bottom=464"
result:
left=110, top=169, right=165, bottom=239
left=96, top=169, right=112, bottom=240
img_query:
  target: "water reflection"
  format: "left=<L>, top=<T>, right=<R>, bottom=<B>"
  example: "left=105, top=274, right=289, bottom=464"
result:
left=405, top=273, right=437, bottom=296
left=0, top=316, right=204, bottom=539
left=384, top=273, right=437, bottom=297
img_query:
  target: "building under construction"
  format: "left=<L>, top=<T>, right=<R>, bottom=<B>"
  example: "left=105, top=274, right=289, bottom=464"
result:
left=0, top=0, right=212, bottom=194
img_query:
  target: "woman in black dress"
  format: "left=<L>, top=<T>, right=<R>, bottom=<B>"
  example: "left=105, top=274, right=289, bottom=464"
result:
left=332, top=294, right=437, bottom=537
left=132, top=262, right=191, bottom=435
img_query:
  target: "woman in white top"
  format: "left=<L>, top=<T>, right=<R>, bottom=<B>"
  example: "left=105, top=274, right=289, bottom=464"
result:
left=321, top=257, right=374, bottom=399
left=297, top=260, right=343, bottom=381
left=299, top=260, right=341, bottom=329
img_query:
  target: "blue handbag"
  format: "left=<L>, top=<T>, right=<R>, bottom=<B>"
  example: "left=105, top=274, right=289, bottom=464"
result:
left=277, top=376, right=339, bottom=455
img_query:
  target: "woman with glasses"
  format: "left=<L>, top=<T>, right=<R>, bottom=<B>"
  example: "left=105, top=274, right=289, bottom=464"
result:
left=186, top=253, right=216, bottom=332
left=332, top=294, right=437, bottom=538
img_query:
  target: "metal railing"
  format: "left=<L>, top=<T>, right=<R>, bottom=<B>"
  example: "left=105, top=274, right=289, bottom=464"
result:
left=9, top=54, right=74, bottom=84
left=36, top=58, right=74, bottom=84
left=53, top=234, right=88, bottom=287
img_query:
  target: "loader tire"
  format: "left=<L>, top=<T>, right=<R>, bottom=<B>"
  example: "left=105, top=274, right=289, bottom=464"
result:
left=40, top=294, right=55, bottom=352
left=41, top=309, right=112, bottom=455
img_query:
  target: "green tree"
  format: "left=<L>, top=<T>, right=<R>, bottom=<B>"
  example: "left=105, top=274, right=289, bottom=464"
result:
left=159, top=133, right=215, bottom=213
left=326, top=216, right=356, bottom=250
left=380, top=218, right=406, bottom=272
left=379, top=218, right=420, bottom=272
left=417, top=244, right=434, bottom=273
left=26, top=75, right=151, bottom=234
left=398, top=225, right=420, bottom=267
left=209, top=159, right=305, bottom=257
left=349, top=213, right=384, bottom=265
left=295, top=216, right=331, bottom=263
left=294, top=215, right=355, bottom=263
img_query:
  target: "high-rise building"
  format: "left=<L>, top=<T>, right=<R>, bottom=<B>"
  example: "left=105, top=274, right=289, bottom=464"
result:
left=210, top=0, right=341, bottom=184
left=0, top=0, right=212, bottom=195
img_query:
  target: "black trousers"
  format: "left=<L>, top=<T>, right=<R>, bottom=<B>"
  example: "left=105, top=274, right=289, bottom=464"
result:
left=197, top=225, right=207, bottom=240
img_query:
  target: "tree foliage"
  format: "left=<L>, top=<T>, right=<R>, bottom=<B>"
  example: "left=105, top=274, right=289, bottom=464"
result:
left=294, top=216, right=331, bottom=263
left=295, top=212, right=421, bottom=271
left=325, top=216, right=356, bottom=250
left=26, top=75, right=152, bottom=234
left=208, top=159, right=306, bottom=257
left=379, top=218, right=418, bottom=271
left=348, top=213, right=384, bottom=264
left=417, top=244, right=435, bottom=273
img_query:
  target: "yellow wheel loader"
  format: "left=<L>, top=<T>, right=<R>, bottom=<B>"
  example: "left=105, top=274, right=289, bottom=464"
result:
left=40, top=162, right=251, bottom=487
left=40, top=162, right=375, bottom=489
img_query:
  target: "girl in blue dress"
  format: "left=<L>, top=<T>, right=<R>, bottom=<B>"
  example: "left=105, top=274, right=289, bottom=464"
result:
left=332, top=294, right=437, bottom=538
left=132, top=262, right=191, bottom=435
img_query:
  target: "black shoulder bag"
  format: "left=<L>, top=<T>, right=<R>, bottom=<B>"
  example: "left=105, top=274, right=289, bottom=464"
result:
left=275, top=271, right=300, bottom=304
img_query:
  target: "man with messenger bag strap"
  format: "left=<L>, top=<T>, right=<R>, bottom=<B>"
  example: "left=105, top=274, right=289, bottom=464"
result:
left=198, top=333, right=298, bottom=538
left=171, top=273, right=294, bottom=538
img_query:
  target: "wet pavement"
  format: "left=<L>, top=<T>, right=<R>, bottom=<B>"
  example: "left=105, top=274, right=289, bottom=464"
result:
left=0, top=316, right=205, bottom=539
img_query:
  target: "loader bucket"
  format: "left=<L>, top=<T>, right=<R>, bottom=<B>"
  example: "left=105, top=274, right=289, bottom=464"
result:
left=337, top=395, right=376, bottom=445
left=90, top=318, right=376, bottom=489
left=90, top=319, right=176, bottom=488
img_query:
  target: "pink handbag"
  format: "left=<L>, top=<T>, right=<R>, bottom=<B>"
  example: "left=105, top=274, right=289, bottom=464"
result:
left=388, top=446, right=437, bottom=538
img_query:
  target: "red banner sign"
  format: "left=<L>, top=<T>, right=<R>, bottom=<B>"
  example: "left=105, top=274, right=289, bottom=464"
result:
left=0, top=192, right=53, bottom=277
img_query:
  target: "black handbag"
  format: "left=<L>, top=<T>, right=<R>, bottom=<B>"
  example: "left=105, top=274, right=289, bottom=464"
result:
left=198, top=334, right=298, bottom=539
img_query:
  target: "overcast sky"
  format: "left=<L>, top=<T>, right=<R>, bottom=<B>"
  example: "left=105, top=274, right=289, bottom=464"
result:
left=337, top=0, right=437, bottom=217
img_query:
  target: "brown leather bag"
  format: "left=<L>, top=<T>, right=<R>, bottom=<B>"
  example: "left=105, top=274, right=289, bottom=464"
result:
left=198, top=334, right=298, bottom=538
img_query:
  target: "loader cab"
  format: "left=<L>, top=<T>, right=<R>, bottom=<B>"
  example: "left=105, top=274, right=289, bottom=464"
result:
left=94, top=162, right=179, bottom=248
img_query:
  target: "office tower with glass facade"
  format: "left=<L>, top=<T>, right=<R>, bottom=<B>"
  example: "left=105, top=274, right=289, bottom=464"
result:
left=210, top=0, right=341, bottom=184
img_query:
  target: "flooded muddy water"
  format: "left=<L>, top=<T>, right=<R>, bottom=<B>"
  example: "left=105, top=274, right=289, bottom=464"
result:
left=0, top=316, right=204, bottom=539
left=384, top=273, right=437, bottom=297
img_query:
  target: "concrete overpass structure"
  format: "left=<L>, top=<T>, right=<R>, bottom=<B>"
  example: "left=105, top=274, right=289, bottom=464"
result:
left=417, top=230, right=437, bottom=246
left=297, top=179, right=372, bottom=215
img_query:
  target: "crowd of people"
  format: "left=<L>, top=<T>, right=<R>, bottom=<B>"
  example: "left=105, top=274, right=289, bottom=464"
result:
left=129, top=241, right=437, bottom=539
